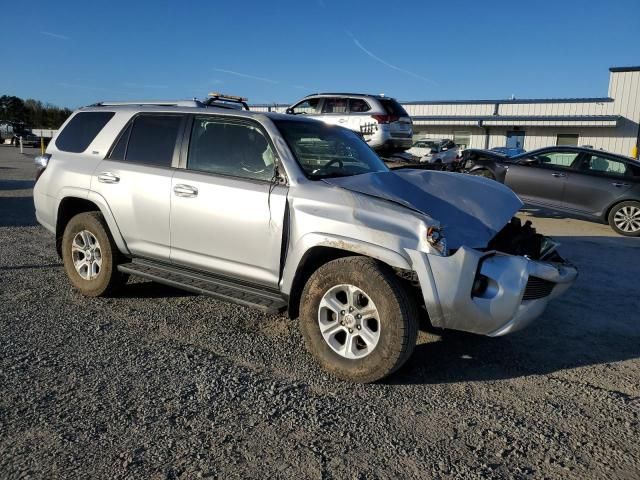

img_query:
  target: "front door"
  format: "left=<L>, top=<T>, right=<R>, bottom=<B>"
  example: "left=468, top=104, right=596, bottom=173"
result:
left=506, top=130, right=525, bottom=150
left=91, top=113, right=185, bottom=259
left=170, top=115, right=287, bottom=288
left=504, top=150, right=582, bottom=206
left=320, top=97, right=349, bottom=128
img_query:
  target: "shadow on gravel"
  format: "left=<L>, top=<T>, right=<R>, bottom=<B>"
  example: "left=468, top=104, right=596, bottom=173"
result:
left=118, top=281, right=196, bottom=299
left=391, top=234, right=640, bottom=385
left=0, top=197, right=37, bottom=227
left=0, top=179, right=35, bottom=190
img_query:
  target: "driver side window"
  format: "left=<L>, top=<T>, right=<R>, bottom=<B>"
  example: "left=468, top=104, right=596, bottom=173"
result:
left=534, top=151, right=580, bottom=168
left=291, top=98, right=321, bottom=114
left=187, top=117, right=276, bottom=182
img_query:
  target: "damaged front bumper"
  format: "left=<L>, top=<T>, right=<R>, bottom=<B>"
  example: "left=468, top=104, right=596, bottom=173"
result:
left=406, top=245, right=577, bottom=337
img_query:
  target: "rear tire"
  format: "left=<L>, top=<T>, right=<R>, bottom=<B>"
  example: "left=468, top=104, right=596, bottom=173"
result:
left=608, top=201, right=640, bottom=236
left=61, top=212, right=128, bottom=296
left=299, top=256, right=418, bottom=383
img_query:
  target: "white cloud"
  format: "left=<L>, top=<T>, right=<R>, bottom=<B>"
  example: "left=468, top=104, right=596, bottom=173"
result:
left=346, top=31, right=437, bottom=85
left=40, top=31, right=70, bottom=40
left=213, top=68, right=279, bottom=85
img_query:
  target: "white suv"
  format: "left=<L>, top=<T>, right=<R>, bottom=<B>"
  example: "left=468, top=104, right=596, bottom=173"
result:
left=286, top=93, right=413, bottom=154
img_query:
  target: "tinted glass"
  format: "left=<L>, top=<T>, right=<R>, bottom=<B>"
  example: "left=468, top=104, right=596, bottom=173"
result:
left=379, top=99, right=408, bottom=117
left=349, top=98, right=371, bottom=113
left=275, top=119, right=388, bottom=179
left=534, top=151, right=579, bottom=168
left=109, top=123, right=132, bottom=161
left=322, top=98, right=348, bottom=114
left=126, top=115, right=182, bottom=167
left=187, top=117, right=275, bottom=181
left=292, top=98, right=321, bottom=114
left=583, top=155, right=628, bottom=176
left=55, top=112, right=115, bottom=153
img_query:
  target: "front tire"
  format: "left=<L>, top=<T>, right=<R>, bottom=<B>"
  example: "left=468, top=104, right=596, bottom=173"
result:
left=608, top=201, right=640, bottom=236
left=61, top=212, right=127, bottom=296
left=299, top=257, right=418, bottom=383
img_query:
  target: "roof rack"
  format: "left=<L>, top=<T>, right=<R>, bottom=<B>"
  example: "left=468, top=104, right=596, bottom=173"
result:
left=204, top=92, right=250, bottom=110
left=90, top=99, right=204, bottom=107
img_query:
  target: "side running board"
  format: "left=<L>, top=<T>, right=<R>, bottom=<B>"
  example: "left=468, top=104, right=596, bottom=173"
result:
left=118, top=259, right=287, bottom=313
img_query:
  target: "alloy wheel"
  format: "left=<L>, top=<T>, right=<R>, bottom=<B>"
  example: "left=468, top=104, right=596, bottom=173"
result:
left=614, top=205, right=640, bottom=233
left=71, top=230, right=103, bottom=280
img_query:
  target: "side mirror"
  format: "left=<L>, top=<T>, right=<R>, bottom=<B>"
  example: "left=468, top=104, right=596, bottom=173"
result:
left=519, top=157, right=539, bottom=166
left=285, top=107, right=294, bottom=114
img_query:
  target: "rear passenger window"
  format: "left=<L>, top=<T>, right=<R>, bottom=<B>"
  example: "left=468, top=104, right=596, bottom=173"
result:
left=55, top=112, right=115, bottom=153
left=583, top=155, right=628, bottom=176
left=349, top=98, right=371, bottom=113
left=109, top=123, right=132, bottom=161
left=322, top=98, right=348, bottom=114
left=124, top=115, right=183, bottom=167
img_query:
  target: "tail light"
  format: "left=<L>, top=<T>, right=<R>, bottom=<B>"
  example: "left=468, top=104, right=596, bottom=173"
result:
left=371, top=114, right=400, bottom=124
left=34, top=154, right=51, bottom=181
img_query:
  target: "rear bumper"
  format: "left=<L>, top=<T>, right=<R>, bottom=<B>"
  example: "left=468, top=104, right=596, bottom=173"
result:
left=407, top=246, right=577, bottom=336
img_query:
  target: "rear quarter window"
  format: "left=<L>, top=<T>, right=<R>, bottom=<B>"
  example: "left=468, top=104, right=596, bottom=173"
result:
left=55, top=112, right=115, bottom=153
left=379, top=99, right=408, bottom=117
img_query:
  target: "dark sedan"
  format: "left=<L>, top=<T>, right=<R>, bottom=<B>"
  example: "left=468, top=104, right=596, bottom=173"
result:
left=501, top=146, right=640, bottom=236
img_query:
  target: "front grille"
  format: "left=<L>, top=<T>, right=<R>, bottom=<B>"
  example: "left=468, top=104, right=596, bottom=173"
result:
left=523, top=276, right=555, bottom=300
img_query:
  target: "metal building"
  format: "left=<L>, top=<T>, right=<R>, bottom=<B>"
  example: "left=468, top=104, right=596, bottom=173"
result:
left=252, top=66, right=640, bottom=158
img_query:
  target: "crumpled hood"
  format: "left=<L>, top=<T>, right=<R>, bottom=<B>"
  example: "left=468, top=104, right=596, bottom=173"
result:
left=323, top=170, right=523, bottom=249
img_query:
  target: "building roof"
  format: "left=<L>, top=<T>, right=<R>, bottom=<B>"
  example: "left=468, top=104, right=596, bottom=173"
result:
left=609, top=66, right=640, bottom=73
left=401, top=97, right=613, bottom=105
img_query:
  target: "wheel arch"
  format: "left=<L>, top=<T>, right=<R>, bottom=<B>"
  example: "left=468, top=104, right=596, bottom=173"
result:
left=603, top=197, right=640, bottom=223
left=282, top=234, right=412, bottom=319
left=55, top=193, right=129, bottom=257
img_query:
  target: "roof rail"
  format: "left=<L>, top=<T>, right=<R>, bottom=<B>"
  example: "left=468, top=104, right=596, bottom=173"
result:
left=89, top=99, right=204, bottom=107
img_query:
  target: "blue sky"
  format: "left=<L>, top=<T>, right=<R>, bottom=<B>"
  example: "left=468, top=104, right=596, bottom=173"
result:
left=1, top=0, right=638, bottom=108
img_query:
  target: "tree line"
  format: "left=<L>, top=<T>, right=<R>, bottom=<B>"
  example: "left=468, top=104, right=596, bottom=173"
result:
left=0, top=95, right=72, bottom=129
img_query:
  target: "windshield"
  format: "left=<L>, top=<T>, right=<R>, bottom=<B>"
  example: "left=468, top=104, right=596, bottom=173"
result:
left=274, top=119, right=388, bottom=179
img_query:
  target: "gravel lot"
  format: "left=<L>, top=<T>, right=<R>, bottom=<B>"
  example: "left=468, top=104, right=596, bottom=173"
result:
left=1, top=145, right=639, bottom=479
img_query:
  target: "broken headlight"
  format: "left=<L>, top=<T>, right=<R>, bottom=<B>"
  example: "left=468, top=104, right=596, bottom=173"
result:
left=427, top=226, right=448, bottom=256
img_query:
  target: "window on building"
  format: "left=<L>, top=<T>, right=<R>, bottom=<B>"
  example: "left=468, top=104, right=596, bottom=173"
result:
left=187, top=117, right=276, bottom=182
left=56, top=112, right=115, bottom=153
left=556, top=134, right=579, bottom=146
left=124, top=114, right=183, bottom=167
left=453, top=131, right=471, bottom=150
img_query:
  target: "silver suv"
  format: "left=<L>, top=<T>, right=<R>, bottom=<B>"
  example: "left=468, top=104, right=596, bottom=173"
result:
left=286, top=93, right=413, bottom=154
left=33, top=98, right=577, bottom=383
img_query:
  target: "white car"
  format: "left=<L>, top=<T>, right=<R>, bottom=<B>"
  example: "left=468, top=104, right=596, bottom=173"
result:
left=286, top=93, right=413, bottom=154
left=392, top=139, right=460, bottom=164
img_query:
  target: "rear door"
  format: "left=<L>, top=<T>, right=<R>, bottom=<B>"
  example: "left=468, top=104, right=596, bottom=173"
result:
left=92, top=113, right=185, bottom=259
left=563, top=153, right=635, bottom=215
left=170, top=115, right=287, bottom=287
left=347, top=97, right=374, bottom=138
left=504, top=150, right=582, bottom=206
left=320, top=97, right=350, bottom=128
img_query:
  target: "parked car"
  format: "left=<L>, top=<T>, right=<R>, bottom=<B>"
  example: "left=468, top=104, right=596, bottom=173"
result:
left=12, top=131, right=40, bottom=148
left=33, top=98, right=577, bottom=383
left=491, top=146, right=526, bottom=157
left=392, top=138, right=459, bottom=165
left=286, top=93, right=413, bottom=154
left=501, top=146, right=640, bottom=236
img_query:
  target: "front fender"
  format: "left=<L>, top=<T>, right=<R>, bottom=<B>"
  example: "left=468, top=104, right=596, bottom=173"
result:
left=280, top=232, right=412, bottom=295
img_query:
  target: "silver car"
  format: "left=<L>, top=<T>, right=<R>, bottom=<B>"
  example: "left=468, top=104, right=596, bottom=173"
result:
left=33, top=98, right=577, bottom=383
left=286, top=93, right=413, bottom=154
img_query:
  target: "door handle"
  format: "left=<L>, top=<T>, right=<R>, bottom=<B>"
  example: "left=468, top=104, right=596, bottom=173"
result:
left=97, top=172, right=120, bottom=184
left=551, top=172, right=566, bottom=178
left=173, top=184, right=198, bottom=198
left=612, top=182, right=630, bottom=188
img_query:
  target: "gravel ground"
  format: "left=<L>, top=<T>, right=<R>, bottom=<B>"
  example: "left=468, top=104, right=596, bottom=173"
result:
left=1, top=146, right=639, bottom=479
